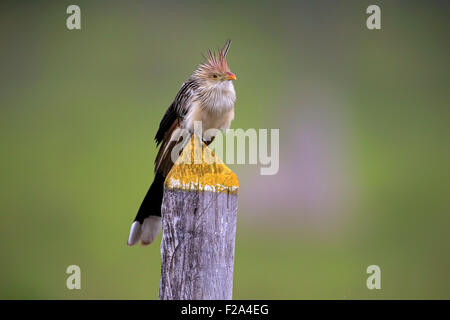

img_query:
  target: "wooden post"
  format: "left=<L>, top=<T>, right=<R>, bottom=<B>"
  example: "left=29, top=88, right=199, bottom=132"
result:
left=158, top=135, right=239, bottom=300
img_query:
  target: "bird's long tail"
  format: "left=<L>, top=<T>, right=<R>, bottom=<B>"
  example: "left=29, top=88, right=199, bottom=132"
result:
left=127, top=172, right=165, bottom=246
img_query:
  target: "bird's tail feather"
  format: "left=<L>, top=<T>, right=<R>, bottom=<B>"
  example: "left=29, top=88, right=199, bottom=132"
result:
left=127, top=172, right=165, bottom=246
left=127, top=216, right=161, bottom=246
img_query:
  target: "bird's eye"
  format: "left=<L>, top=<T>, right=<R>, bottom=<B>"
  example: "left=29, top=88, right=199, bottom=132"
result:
left=212, top=74, right=218, bottom=79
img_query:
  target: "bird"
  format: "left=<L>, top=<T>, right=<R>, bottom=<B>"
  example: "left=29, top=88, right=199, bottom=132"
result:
left=127, top=39, right=237, bottom=246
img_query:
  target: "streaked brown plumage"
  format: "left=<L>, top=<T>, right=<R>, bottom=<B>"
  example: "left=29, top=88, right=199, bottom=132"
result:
left=128, top=40, right=237, bottom=246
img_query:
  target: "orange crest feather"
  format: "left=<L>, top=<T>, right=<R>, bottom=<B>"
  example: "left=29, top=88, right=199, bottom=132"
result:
left=195, top=40, right=232, bottom=78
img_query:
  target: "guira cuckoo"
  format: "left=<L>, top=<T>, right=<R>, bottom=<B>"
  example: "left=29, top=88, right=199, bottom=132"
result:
left=127, top=40, right=237, bottom=246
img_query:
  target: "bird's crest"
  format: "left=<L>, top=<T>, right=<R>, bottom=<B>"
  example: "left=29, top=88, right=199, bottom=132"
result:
left=196, top=40, right=232, bottom=76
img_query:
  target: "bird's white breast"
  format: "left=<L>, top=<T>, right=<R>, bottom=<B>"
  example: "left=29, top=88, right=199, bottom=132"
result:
left=184, top=81, right=236, bottom=140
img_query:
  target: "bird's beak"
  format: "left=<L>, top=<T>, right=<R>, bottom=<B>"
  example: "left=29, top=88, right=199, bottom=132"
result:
left=225, top=72, right=237, bottom=81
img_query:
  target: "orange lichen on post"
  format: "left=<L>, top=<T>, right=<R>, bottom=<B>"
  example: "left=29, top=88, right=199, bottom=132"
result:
left=160, top=134, right=239, bottom=299
left=164, top=135, right=239, bottom=194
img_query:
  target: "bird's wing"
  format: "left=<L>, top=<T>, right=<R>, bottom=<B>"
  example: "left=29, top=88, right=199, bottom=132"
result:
left=154, top=79, right=198, bottom=175
left=154, top=79, right=198, bottom=145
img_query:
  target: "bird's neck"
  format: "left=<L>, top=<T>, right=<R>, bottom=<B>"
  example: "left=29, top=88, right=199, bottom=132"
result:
left=198, top=81, right=236, bottom=114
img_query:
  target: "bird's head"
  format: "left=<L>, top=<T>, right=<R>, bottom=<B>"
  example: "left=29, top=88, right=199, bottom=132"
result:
left=193, top=39, right=236, bottom=85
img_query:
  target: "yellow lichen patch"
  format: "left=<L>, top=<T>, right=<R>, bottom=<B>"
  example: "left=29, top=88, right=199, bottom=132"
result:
left=165, top=135, right=239, bottom=194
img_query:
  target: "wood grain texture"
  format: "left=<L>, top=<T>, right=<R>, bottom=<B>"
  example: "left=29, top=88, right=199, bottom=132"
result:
left=159, top=135, right=239, bottom=300
left=159, top=189, right=238, bottom=300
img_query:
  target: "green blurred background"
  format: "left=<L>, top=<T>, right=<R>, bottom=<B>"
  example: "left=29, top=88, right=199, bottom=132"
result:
left=1, top=0, right=449, bottom=299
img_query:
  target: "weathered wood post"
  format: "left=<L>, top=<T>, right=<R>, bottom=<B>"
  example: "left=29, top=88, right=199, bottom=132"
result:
left=159, top=135, right=239, bottom=300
